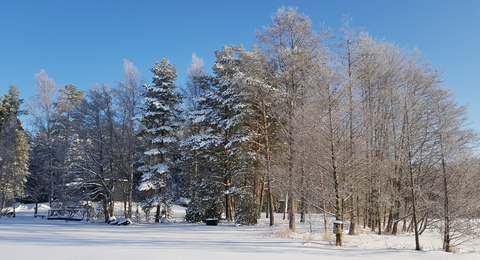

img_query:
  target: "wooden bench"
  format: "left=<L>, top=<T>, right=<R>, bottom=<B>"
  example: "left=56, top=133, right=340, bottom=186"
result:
left=47, top=208, right=86, bottom=221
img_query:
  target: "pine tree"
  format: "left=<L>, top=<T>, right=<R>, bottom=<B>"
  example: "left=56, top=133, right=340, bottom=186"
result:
left=137, top=59, right=184, bottom=222
left=181, top=56, right=225, bottom=222
left=53, top=84, right=85, bottom=188
left=235, top=48, right=281, bottom=226
left=211, top=45, right=255, bottom=222
left=182, top=46, right=258, bottom=223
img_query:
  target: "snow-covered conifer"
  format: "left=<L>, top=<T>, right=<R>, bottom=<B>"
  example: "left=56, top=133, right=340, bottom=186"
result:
left=210, top=45, right=255, bottom=222
left=0, top=85, right=30, bottom=215
left=137, top=59, right=184, bottom=222
left=181, top=46, right=257, bottom=223
left=181, top=57, right=225, bottom=222
left=234, top=189, right=258, bottom=225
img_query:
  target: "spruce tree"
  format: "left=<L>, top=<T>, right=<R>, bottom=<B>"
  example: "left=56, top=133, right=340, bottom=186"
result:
left=137, top=59, right=184, bottom=222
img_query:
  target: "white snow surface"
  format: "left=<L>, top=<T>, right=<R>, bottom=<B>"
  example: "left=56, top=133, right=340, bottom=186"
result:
left=1, top=203, right=479, bottom=260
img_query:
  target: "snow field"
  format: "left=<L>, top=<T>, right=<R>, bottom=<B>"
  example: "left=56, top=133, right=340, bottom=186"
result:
left=0, top=203, right=479, bottom=260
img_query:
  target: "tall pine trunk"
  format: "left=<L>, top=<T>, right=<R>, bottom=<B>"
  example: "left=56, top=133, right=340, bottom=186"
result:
left=267, top=177, right=274, bottom=226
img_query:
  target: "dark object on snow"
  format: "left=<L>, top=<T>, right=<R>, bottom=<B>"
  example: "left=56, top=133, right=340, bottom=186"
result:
left=107, top=217, right=131, bottom=226
left=206, top=218, right=218, bottom=226
left=34, top=214, right=45, bottom=218
left=19, top=197, right=36, bottom=204
left=107, top=216, right=117, bottom=225
left=117, top=218, right=132, bottom=226
left=1, top=211, right=14, bottom=217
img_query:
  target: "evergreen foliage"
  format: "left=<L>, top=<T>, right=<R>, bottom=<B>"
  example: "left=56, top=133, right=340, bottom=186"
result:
left=6, top=7, right=480, bottom=250
left=181, top=46, right=258, bottom=223
left=0, top=85, right=30, bottom=214
left=234, top=189, right=258, bottom=225
left=137, top=59, right=184, bottom=221
left=184, top=176, right=224, bottom=222
left=181, top=74, right=225, bottom=222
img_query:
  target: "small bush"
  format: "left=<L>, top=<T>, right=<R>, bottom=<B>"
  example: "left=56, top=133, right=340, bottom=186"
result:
left=273, top=227, right=294, bottom=238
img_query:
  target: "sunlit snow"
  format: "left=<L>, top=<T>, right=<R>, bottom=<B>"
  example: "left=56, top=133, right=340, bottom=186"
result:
left=1, top=203, right=479, bottom=260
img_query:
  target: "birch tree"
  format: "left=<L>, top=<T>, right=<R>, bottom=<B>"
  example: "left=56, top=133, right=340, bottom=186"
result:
left=115, top=59, right=144, bottom=219
left=25, top=70, right=60, bottom=206
left=73, top=84, right=118, bottom=221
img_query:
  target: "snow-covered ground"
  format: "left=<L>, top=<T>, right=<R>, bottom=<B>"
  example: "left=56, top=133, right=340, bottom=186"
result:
left=1, top=203, right=478, bottom=260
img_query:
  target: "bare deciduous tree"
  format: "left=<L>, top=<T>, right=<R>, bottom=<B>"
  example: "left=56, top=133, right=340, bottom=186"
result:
left=116, top=59, right=144, bottom=219
left=255, top=6, right=324, bottom=231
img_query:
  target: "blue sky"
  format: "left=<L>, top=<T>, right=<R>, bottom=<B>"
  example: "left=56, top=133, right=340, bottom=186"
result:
left=1, top=0, right=479, bottom=131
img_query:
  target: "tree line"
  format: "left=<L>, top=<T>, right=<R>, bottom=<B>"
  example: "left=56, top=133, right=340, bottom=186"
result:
left=1, top=7, right=479, bottom=252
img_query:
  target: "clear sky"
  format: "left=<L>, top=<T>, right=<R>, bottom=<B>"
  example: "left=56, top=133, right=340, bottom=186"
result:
left=1, top=0, right=479, bottom=131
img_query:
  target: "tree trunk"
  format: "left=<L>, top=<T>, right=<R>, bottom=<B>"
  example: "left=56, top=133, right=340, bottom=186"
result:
left=386, top=206, right=392, bottom=233
left=288, top=191, right=295, bottom=231
left=300, top=144, right=306, bottom=223
left=336, top=220, right=343, bottom=246
left=225, top=182, right=234, bottom=222
left=391, top=211, right=399, bottom=235
left=12, top=194, right=16, bottom=218
left=266, top=193, right=269, bottom=219
left=103, top=197, right=110, bottom=223
left=127, top=170, right=133, bottom=219
left=155, top=204, right=161, bottom=223
left=409, top=156, right=421, bottom=250
left=50, top=171, right=54, bottom=208
left=356, top=195, right=360, bottom=226
left=349, top=197, right=356, bottom=235
left=287, top=145, right=295, bottom=230
left=402, top=202, right=408, bottom=232
left=441, top=156, right=451, bottom=252
left=124, top=199, right=127, bottom=218
left=259, top=176, right=266, bottom=219
left=377, top=210, right=382, bottom=235
left=383, top=206, right=387, bottom=229
left=267, top=177, right=274, bottom=226
left=0, top=191, right=6, bottom=213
